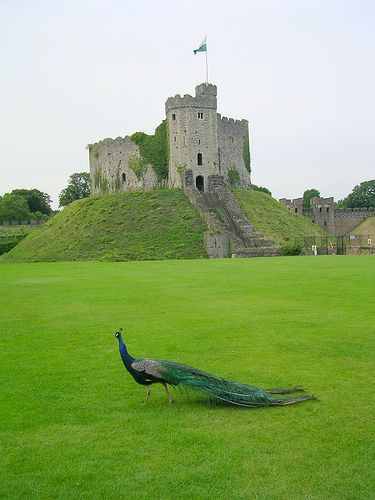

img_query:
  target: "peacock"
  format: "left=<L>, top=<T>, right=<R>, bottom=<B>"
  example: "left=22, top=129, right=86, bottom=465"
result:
left=115, top=329, right=316, bottom=408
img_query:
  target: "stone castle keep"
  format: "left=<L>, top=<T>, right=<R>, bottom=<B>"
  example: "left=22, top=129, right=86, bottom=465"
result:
left=88, top=83, right=251, bottom=195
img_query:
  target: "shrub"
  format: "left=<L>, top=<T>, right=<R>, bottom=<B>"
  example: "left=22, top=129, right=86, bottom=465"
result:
left=280, top=244, right=302, bottom=256
left=0, top=241, right=18, bottom=255
left=251, top=184, right=272, bottom=196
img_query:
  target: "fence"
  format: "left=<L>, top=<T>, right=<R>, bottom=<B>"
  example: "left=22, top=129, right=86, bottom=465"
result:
left=291, top=234, right=374, bottom=256
left=335, top=235, right=374, bottom=255
left=0, top=220, right=45, bottom=226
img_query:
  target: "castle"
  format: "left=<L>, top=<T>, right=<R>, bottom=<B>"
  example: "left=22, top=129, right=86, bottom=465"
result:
left=279, top=196, right=375, bottom=236
left=88, top=83, right=251, bottom=195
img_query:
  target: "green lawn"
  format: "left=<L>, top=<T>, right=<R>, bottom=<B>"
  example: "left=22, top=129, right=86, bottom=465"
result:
left=1, top=257, right=374, bottom=498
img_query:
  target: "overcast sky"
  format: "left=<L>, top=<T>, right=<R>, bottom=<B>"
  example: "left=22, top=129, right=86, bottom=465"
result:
left=1, top=0, right=374, bottom=208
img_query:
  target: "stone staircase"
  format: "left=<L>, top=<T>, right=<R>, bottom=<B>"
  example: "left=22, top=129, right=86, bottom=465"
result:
left=185, top=186, right=277, bottom=258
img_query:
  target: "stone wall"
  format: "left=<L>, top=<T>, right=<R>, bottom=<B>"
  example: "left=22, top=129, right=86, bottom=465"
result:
left=88, top=136, right=159, bottom=195
left=204, top=232, right=230, bottom=258
left=217, top=114, right=251, bottom=188
left=279, top=198, right=303, bottom=215
left=346, top=246, right=375, bottom=256
left=334, top=208, right=375, bottom=236
left=306, top=196, right=336, bottom=234
left=279, top=196, right=375, bottom=236
left=0, top=220, right=45, bottom=226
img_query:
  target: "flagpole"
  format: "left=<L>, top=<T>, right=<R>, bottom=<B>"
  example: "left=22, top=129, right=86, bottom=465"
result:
left=205, top=35, right=208, bottom=83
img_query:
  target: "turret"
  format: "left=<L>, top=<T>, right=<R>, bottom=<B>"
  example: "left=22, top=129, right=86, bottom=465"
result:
left=166, top=83, right=219, bottom=191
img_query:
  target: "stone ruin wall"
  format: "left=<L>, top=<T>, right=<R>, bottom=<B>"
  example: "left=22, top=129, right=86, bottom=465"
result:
left=217, top=114, right=251, bottom=188
left=88, top=137, right=159, bottom=195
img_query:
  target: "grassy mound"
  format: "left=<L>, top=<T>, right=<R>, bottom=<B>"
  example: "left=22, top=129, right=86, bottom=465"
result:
left=348, top=215, right=375, bottom=236
left=234, top=189, right=332, bottom=245
left=1, top=190, right=207, bottom=262
left=0, top=258, right=374, bottom=498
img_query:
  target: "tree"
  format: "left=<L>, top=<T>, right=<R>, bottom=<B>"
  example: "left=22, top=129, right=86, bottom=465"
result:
left=303, top=188, right=320, bottom=208
left=337, top=180, right=375, bottom=208
left=11, top=188, right=52, bottom=215
left=59, top=172, right=91, bottom=207
left=0, top=193, right=32, bottom=221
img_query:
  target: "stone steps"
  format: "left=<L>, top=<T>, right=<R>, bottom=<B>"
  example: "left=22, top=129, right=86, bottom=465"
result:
left=185, top=186, right=275, bottom=258
left=214, top=187, right=273, bottom=248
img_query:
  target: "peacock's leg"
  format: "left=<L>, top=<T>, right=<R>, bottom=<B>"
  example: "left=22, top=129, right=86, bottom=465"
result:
left=144, top=386, right=151, bottom=404
left=162, top=382, right=174, bottom=404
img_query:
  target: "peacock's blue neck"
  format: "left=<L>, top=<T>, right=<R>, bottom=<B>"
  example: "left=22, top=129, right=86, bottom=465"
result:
left=118, top=336, right=134, bottom=367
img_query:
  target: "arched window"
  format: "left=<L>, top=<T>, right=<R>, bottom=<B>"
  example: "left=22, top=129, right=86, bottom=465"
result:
left=197, top=153, right=203, bottom=166
left=121, top=173, right=126, bottom=183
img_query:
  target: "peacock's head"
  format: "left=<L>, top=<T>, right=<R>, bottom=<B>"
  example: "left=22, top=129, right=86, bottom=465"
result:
left=115, top=328, right=123, bottom=339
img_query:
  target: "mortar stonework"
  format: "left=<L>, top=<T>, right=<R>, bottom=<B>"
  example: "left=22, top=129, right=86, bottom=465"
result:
left=88, top=82, right=251, bottom=194
left=217, top=114, right=250, bottom=187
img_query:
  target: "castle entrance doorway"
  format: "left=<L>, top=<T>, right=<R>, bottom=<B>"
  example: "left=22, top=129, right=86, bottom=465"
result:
left=196, top=175, right=204, bottom=192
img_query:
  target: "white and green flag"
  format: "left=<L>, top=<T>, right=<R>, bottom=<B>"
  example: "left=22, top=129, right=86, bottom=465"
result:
left=193, top=37, right=207, bottom=55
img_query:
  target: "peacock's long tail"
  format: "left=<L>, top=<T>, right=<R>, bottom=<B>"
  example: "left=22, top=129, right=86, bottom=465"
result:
left=160, top=361, right=316, bottom=407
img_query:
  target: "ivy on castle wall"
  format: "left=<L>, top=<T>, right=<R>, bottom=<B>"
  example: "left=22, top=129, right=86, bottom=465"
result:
left=131, top=120, right=169, bottom=181
left=128, top=157, right=146, bottom=179
left=86, top=144, right=100, bottom=159
left=94, top=165, right=122, bottom=193
left=227, top=165, right=241, bottom=187
left=94, top=167, right=109, bottom=194
left=243, top=134, right=251, bottom=173
left=176, top=163, right=187, bottom=183
left=114, top=165, right=121, bottom=192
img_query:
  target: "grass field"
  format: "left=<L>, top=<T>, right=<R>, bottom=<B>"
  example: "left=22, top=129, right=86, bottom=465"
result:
left=1, top=257, right=374, bottom=498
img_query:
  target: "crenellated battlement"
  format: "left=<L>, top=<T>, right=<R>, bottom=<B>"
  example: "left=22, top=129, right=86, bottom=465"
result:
left=88, top=136, right=133, bottom=149
left=165, top=93, right=217, bottom=113
left=336, top=207, right=375, bottom=215
left=217, top=114, right=248, bottom=127
left=165, top=82, right=218, bottom=114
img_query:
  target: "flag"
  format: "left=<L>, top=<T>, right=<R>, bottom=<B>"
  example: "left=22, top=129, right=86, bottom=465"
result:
left=193, top=37, right=207, bottom=55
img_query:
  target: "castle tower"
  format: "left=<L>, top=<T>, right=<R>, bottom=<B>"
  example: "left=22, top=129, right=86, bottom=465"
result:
left=165, top=83, right=219, bottom=192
